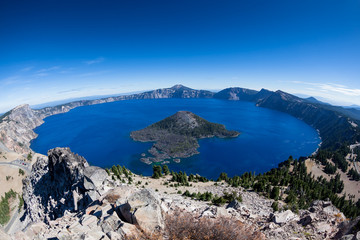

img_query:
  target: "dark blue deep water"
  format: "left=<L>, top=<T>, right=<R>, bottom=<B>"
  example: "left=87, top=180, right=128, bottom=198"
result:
left=31, top=99, right=321, bottom=179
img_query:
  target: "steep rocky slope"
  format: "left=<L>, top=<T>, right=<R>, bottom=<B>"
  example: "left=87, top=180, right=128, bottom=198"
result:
left=22, top=148, right=108, bottom=225
left=214, top=87, right=258, bottom=100
left=126, top=84, right=214, bottom=99
left=215, top=87, right=360, bottom=149
left=0, top=105, right=43, bottom=153
left=214, top=87, right=273, bottom=102
left=5, top=148, right=358, bottom=240
left=256, top=90, right=360, bottom=149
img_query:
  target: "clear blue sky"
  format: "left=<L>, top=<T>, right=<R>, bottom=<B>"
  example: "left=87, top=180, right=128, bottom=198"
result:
left=0, top=0, right=359, bottom=112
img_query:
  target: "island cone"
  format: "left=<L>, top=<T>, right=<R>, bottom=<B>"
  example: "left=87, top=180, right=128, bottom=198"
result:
left=130, top=111, right=240, bottom=164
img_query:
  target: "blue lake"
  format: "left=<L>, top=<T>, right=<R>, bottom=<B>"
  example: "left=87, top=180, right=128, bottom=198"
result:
left=31, top=99, right=321, bottom=179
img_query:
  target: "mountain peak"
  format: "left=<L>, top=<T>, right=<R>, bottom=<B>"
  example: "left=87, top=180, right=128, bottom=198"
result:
left=170, top=84, right=191, bottom=90
left=168, top=111, right=199, bottom=128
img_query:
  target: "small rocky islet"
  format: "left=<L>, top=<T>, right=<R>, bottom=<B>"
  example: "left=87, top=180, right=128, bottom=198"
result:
left=130, top=111, right=240, bottom=164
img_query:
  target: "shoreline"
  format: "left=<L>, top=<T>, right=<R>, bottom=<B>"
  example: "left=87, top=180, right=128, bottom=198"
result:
left=0, top=85, right=342, bottom=156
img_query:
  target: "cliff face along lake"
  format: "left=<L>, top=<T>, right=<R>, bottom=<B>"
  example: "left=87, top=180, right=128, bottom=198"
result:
left=31, top=99, right=321, bottom=179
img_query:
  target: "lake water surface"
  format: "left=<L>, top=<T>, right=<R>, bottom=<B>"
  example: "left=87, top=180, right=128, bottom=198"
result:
left=31, top=99, right=321, bottom=179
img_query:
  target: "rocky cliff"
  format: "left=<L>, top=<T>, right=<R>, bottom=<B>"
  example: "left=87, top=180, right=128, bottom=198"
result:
left=129, top=84, right=214, bottom=99
left=0, top=104, right=43, bottom=153
left=22, top=147, right=108, bottom=225
left=215, top=87, right=360, bottom=149
left=256, top=90, right=360, bottom=149
left=214, top=87, right=259, bottom=101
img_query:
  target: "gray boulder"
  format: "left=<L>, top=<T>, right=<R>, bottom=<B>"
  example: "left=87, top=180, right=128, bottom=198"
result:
left=119, top=189, right=164, bottom=233
left=84, top=166, right=108, bottom=191
left=273, top=210, right=299, bottom=224
left=226, top=200, right=242, bottom=210
left=341, top=234, right=355, bottom=240
left=100, top=212, right=123, bottom=235
left=299, top=214, right=313, bottom=226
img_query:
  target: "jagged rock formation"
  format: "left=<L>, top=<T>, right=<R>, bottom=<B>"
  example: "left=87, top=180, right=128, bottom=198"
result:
left=131, top=111, right=239, bottom=163
left=22, top=147, right=107, bottom=224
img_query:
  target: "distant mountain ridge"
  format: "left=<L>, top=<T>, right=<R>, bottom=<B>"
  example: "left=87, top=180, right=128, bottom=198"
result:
left=1, top=84, right=360, bottom=153
left=33, top=84, right=214, bottom=119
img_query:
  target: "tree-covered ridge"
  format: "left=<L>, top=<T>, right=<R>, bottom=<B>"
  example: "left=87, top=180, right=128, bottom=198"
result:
left=148, top=155, right=360, bottom=219
left=130, top=111, right=239, bottom=163
left=218, top=156, right=360, bottom=218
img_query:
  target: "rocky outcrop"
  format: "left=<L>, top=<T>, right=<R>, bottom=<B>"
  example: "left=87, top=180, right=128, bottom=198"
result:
left=265, top=200, right=347, bottom=239
left=118, top=189, right=164, bottom=233
left=22, top=147, right=107, bottom=224
left=0, top=104, right=43, bottom=153
left=272, top=209, right=299, bottom=224
left=214, top=87, right=258, bottom=101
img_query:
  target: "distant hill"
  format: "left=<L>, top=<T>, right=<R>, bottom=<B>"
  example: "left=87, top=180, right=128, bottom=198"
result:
left=132, top=84, right=215, bottom=99
left=345, top=105, right=360, bottom=110
left=304, top=96, right=328, bottom=105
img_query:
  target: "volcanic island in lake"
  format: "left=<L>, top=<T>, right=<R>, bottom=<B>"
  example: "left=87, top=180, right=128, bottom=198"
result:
left=130, top=111, right=240, bottom=164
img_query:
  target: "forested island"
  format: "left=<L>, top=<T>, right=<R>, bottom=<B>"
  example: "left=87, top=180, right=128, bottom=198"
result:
left=130, top=111, right=240, bottom=164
